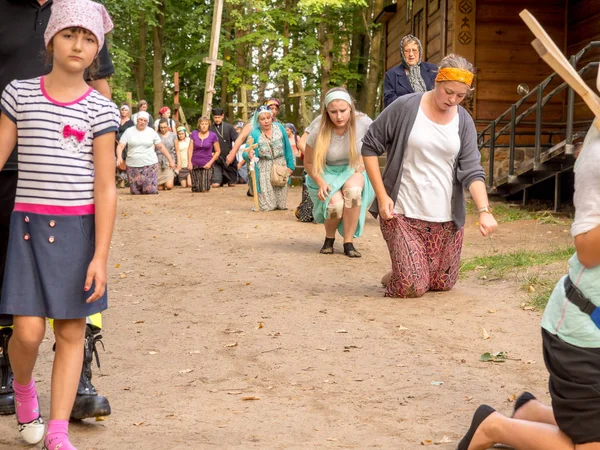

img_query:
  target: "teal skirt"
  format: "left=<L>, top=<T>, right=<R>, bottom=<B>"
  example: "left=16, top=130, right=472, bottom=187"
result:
left=306, top=165, right=375, bottom=238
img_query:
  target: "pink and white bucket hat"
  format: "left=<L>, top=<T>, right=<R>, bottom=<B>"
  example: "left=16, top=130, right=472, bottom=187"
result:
left=44, top=0, right=114, bottom=54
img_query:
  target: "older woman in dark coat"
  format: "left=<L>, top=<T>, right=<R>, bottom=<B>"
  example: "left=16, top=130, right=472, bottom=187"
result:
left=383, top=34, right=438, bottom=108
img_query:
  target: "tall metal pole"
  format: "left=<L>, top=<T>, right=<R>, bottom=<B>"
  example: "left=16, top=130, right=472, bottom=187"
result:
left=202, top=0, right=224, bottom=117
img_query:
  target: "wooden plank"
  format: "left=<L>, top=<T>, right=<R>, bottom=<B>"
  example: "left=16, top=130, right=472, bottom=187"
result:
left=453, top=0, right=476, bottom=115
left=475, top=22, right=565, bottom=46
left=477, top=2, right=564, bottom=25
left=476, top=100, right=564, bottom=121
left=476, top=62, right=558, bottom=82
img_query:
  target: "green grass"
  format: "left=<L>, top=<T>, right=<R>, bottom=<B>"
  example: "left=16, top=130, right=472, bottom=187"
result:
left=465, top=200, right=571, bottom=224
left=459, top=246, right=574, bottom=278
left=521, top=274, right=558, bottom=310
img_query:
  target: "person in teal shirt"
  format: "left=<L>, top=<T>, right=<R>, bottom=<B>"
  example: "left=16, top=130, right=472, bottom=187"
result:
left=457, top=119, right=600, bottom=450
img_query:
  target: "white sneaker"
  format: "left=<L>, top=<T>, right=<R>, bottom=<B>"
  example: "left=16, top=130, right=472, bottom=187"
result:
left=18, top=416, right=45, bottom=444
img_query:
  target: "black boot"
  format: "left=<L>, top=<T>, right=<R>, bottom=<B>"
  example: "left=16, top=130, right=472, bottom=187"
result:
left=70, top=324, right=111, bottom=420
left=0, top=327, right=15, bottom=415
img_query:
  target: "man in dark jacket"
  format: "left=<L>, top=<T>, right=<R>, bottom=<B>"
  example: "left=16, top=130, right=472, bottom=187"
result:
left=210, top=108, right=239, bottom=187
left=383, top=34, right=438, bottom=108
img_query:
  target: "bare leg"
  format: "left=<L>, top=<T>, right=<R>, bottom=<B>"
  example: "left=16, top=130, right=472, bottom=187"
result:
left=513, top=398, right=558, bottom=425
left=340, top=173, right=365, bottom=244
left=466, top=410, right=598, bottom=450
left=164, top=179, right=174, bottom=190
left=50, top=318, right=85, bottom=420
left=8, top=316, right=45, bottom=385
left=324, top=191, right=343, bottom=239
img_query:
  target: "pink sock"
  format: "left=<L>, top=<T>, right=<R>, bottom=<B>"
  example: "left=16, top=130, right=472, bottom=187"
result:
left=45, top=420, right=76, bottom=450
left=13, top=378, right=40, bottom=424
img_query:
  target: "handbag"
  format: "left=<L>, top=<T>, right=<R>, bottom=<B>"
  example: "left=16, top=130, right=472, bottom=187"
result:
left=265, top=133, right=289, bottom=187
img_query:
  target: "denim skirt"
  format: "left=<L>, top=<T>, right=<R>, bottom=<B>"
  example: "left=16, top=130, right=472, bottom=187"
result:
left=0, top=211, right=108, bottom=319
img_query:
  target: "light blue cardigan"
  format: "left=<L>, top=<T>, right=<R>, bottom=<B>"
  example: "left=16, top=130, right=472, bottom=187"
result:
left=243, top=122, right=295, bottom=193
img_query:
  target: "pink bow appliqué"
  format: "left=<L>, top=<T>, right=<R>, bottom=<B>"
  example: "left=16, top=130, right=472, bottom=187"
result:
left=62, top=125, right=86, bottom=142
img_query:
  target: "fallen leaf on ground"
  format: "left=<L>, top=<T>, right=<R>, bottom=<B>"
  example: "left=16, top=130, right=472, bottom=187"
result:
left=188, top=350, right=201, bottom=354
left=95, top=416, right=107, bottom=422
left=134, top=320, right=144, bottom=324
left=488, top=309, right=497, bottom=313
left=224, top=342, right=238, bottom=348
left=421, top=439, right=433, bottom=445
left=257, top=322, right=264, bottom=329
left=133, top=420, right=146, bottom=426
left=119, top=273, right=127, bottom=279
left=241, top=396, right=260, bottom=401
left=245, top=282, right=251, bottom=286
left=178, top=369, right=193, bottom=374
left=336, top=329, right=348, bottom=333
left=148, top=351, right=157, bottom=355
left=436, top=436, right=452, bottom=444
left=431, top=381, right=444, bottom=386
left=115, top=264, right=120, bottom=268
left=508, top=394, right=516, bottom=402
left=397, top=325, right=409, bottom=330
left=480, top=351, right=508, bottom=362
left=228, top=391, right=242, bottom=395
left=482, top=328, right=490, bottom=340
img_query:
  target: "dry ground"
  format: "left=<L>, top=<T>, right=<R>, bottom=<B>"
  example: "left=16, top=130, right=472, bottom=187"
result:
left=0, top=185, right=573, bottom=450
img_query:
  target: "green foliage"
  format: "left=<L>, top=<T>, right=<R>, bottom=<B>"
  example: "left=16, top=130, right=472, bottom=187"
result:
left=102, top=0, right=383, bottom=122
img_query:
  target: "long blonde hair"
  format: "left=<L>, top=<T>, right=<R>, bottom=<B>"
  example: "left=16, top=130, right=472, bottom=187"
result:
left=313, top=87, right=359, bottom=175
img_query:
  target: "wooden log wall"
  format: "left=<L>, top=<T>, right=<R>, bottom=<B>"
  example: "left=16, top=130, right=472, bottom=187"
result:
left=567, top=0, right=600, bottom=123
left=474, top=0, right=566, bottom=123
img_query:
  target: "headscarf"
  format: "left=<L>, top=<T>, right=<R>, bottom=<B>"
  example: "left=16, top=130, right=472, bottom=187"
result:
left=159, top=106, right=170, bottom=116
left=120, top=105, right=130, bottom=112
left=264, top=98, right=280, bottom=108
left=400, top=34, right=427, bottom=93
left=285, top=123, right=298, bottom=146
left=250, top=105, right=273, bottom=129
left=44, top=0, right=113, bottom=55
left=136, top=111, right=150, bottom=123
left=176, top=126, right=187, bottom=134
left=435, top=68, right=474, bottom=87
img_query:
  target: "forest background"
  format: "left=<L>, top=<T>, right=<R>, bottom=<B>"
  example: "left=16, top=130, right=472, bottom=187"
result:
left=101, top=0, right=387, bottom=129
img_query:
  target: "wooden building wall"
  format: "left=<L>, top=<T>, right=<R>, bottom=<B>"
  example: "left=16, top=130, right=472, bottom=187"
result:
left=567, top=0, right=600, bottom=122
left=474, top=0, right=566, bottom=123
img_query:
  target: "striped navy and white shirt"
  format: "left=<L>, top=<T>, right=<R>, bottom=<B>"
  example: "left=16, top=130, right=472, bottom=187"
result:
left=0, top=76, right=119, bottom=215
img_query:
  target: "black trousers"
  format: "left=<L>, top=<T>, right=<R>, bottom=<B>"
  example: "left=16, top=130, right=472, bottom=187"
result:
left=0, top=171, right=17, bottom=327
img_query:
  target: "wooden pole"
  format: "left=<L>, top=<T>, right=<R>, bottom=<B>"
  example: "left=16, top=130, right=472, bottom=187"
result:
left=288, top=80, right=316, bottom=128
left=202, top=0, right=224, bottom=117
left=174, top=72, right=180, bottom=122
left=246, top=137, right=260, bottom=211
left=228, top=85, right=260, bottom=123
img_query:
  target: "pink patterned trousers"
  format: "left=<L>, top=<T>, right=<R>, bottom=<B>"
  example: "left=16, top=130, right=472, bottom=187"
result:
left=380, top=215, right=464, bottom=298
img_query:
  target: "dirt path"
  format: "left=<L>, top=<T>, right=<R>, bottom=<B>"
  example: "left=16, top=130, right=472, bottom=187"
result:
left=0, top=186, right=572, bottom=450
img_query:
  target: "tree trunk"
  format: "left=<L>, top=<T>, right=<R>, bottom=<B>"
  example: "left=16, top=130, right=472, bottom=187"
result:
left=282, top=0, right=291, bottom=123
left=364, top=0, right=384, bottom=117
left=134, top=13, right=148, bottom=102
left=318, top=11, right=334, bottom=103
left=152, top=0, right=166, bottom=117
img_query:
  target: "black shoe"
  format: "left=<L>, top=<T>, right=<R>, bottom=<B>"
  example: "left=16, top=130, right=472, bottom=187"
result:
left=320, top=237, right=335, bottom=254
left=0, top=327, right=15, bottom=415
left=70, top=325, right=111, bottom=420
left=343, top=242, right=362, bottom=258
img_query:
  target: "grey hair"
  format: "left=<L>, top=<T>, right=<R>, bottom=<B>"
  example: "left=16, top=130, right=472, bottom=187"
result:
left=438, top=54, right=474, bottom=73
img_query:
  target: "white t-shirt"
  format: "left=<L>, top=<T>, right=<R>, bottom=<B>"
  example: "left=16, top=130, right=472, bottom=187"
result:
left=571, top=120, right=600, bottom=237
left=120, top=126, right=162, bottom=168
left=394, top=107, right=460, bottom=222
left=306, top=114, right=372, bottom=165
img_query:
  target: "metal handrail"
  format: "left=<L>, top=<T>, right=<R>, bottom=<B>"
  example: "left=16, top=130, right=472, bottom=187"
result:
left=479, top=41, right=600, bottom=188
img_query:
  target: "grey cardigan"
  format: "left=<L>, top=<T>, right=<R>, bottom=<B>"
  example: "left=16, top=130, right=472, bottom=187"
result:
left=362, top=92, right=485, bottom=228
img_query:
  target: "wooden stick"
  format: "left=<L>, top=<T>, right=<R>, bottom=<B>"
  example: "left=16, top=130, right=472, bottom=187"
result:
left=520, top=9, right=600, bottom=129
left=246, top=137, right=259, bottom=212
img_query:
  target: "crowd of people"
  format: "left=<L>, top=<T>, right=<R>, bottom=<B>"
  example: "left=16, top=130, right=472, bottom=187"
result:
left=0, top=1, right=598, bottom=449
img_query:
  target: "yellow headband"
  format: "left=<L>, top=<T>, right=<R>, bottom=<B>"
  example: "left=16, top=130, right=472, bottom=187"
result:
left=435, top=68, right=474, bottom=86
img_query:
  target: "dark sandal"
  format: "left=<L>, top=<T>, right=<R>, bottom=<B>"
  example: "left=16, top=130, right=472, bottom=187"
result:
left=320, top=237, right=335, bottom=254
left=343, top=243, right=362, bottom=258
left=512, top=392, right=536, bottom=417
left=457, top=405, right=496, bottom=450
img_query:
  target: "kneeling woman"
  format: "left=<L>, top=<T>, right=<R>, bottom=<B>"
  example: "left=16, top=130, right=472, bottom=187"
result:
left=304, top=88, right=374, bottom=258
left=243, top=106, right=295, bottom=211
left=363, top=54, right=497, bottom=297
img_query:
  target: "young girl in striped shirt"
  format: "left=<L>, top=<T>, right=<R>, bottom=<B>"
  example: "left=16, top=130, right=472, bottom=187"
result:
left=0, top=1, right=118, bottom=449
